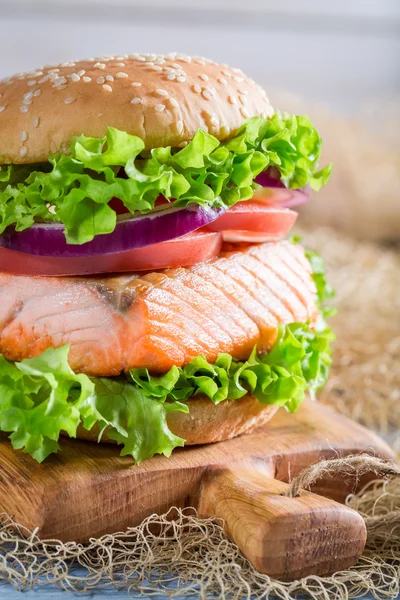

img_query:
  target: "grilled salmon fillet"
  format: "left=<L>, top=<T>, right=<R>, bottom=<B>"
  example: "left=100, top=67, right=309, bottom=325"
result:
left=0, top=241, right=317, bottom=376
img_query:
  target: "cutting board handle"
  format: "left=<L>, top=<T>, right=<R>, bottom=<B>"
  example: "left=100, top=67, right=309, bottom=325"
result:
left=198, top=466, right=367, bottom=580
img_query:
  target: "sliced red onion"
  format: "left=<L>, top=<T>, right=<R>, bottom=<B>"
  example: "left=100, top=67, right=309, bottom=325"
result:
left=254, top=170, right=309, bottom=208
left=0, top=204, right=225, bottom=258
left=252, top=186, right=309, bottom=208
left=255, top=169, right=286, bottom=189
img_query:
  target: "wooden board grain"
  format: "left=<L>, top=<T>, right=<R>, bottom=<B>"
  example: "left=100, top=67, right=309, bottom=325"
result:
left=0, top=399, right=394, bottom=580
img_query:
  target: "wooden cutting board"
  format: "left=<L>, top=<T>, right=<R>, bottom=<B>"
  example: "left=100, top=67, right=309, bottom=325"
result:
left=0, top=399, right=393, bottom=581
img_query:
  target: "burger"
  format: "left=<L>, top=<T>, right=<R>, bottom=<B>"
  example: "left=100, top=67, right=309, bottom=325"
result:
left=0, top=53, right=333, bottom=463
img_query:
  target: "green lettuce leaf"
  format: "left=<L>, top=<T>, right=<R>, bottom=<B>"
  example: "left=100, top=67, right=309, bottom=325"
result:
left=130, top=320, right=333, bottom=415
left=0, top=347, right=187, bottom=463
left=0, top=114, right=332, bottom=244
left=0, top=318, right=333, bottom=463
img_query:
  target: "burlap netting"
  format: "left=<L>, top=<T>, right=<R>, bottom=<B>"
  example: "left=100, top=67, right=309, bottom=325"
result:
left=1, top=226, right=399, bottom=599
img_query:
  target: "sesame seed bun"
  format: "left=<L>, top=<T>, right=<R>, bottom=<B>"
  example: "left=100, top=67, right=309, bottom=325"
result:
left=0, top=53, right=274, bottom=165
left=74, top=394, right=279, bottom=447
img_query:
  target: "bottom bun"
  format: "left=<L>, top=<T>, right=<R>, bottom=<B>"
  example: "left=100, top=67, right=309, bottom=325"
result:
left=75, top=395, right=279, bottom=446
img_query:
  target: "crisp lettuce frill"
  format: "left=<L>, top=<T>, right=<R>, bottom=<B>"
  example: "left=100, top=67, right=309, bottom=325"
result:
left=0, top=114, right=332, bottom=245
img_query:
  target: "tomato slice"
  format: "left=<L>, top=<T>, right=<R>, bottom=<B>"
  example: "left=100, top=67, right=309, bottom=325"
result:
left=0, top=231, right=223, bottom=277
left=206, top=202, right=297, bottom=242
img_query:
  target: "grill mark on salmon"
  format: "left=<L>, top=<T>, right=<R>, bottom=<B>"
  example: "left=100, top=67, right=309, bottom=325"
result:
left=255, top=245, right=316, bottom=314
left=238, top=261, right=302, bottom=321
left=229, top=249, right=306, bottom=316
left=157, top=271, right=237, bottom=347
left=248, top=253, right=311, bottom=320
left=0, top=241, right=318, bottom=376
left=211, top=262, right=285, bottom=338
left=281, top=244, right=316, bottom=292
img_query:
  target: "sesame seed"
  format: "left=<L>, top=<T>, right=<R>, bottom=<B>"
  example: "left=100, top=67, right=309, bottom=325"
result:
left=206, top=86, right=216, bottom=95
left=20, top=130, right=28, bottom=142
left=52, top=77, right=67, bottom=87
left=172, top=63, right=181, bottom=69
left=71, top=73, right=81, bottom=82
left=176, top=120, right=184, bottom=133
left=19, top=146, right=28, bottom=157
left=115, top=62, right=125, bottom=67
left=102, top=84, right=113, bottom=92
left=193, top=84, right=201, bottom=93
left=33, top=116, right=40, bottom=127
left=77, top=69, right=85, bottom=76
left=96, top=76, right=105, bottom=84
left=50, top=142, right=57, bottom=153
left=156, top=89, right=168, bottom=97
left=27, top=80, right=38, bottom=86
left=130, top=97, right=142, bottom=105
left=194, top=59, right=206, bottom=65
left=234, top=75, right=244, bottom=83
left=240, top=107, right=249, bottom=118
left=177, top=75, right=186, bottom=82
left=218, top=77, right=228, bottom=85
left=94, top=62, right=106, bottom=69
left=155, top=104, right=165, bottom=112
left=210, top=117, right=219, bottom=126
left=239, top=95, right=247, bottom=105
left=222, top=70, right=231, bottom=77
left=116, top=72, right=128, bottom=78
left=23, top=91, right=33, bottom=100
left=149, top=65, right=163, bottom=71
left=199, top=74, right=209, bottom=81
left=131, top=82, right=142, bottom=87
left=178, top=141, right=188, bottom=148
left=167, top=73, right=176, bottom=81
left=33, top=89, right=41, bottom=97
left=202, top=89, right=211, bottom=100
left=22, top=98, right=32, bottom=105
left=48, top=68, right=60, bottom=74
left=57, top=85, right=68, bottom=90
left=169, top=98, right=179, bottom=108
left=0, top=106, right=5, bottom=113
left=20, top=106, right=29, bottom=113
left=106, top=75, right=114, bottom=82
left=228, top=95, right=237, bottom=104
left=239, top=89, right=249, bottom=95
left=64, top=96, right=75, bottom=104
left=82, top=76, right=91, bottom=83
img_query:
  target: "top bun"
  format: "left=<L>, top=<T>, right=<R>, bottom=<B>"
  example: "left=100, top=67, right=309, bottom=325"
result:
left=0, top=53, right=274, bottom=165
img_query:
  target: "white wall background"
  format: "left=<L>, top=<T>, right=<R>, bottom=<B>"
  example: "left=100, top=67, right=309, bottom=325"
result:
left=0, top=0, right=399, bottom=114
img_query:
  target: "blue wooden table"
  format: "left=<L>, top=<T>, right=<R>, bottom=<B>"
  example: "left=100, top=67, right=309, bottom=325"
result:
left=1, top=583, right=397, bottom=599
